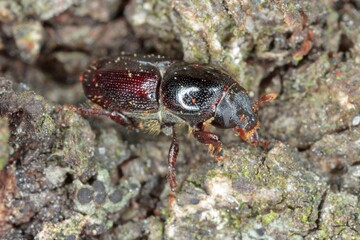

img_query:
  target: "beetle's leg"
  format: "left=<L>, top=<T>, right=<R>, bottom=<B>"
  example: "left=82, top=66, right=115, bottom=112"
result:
left=234, top=127, right=269, bottom=148
left=193, top=124, right=223, bottom=160
left=249, top=129, right=269, bottom=148
left=167, top=126, right=179, bottom=192
left=64, top=105, right=133, bottom=127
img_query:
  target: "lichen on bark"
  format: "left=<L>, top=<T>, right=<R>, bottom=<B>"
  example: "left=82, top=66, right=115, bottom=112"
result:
left=0, top=0, right=359, bottom=239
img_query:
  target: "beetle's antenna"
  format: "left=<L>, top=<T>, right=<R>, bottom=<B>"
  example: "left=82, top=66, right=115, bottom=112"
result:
left=252, top=93, right=277, bottom=112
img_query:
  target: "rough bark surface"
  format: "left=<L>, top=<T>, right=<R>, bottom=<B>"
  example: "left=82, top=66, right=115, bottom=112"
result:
left=0, top=0, right=359, bottom=239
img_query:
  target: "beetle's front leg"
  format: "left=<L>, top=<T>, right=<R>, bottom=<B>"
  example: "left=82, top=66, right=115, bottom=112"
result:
left=64, top=105, right=133, bottom=127
left=234, top=127, right=269, bottom=148
left=249, top=130, right=269, bottom=149
left=193, top=123, right=223, bottom=160
left=167, top=126, right=179, bottom=192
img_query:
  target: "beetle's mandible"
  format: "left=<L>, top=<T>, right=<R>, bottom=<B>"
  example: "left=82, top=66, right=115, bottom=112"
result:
left=75, top=54, right=276, bottom=192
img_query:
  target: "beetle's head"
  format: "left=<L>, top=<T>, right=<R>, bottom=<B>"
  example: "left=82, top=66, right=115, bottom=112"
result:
left=212, top=83, right=276, bottom=145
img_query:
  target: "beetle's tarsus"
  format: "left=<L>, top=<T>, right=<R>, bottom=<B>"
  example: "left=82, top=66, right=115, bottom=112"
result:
left=214, top=155, right=224, bottom=162
left=251, top=139, right=270, bottom=149
left=208, top=144, right=223, bottom=157
left=248, top=129, right=270, bottom=149
left=250, top=139, right=270, bottom=149
left=167, top=127, right=179, bottom=192
left=259, top=140, right=270, bottom=149
left=234, top=126, right=270, bottom=149
left=169, top=191, right=176, bottom=210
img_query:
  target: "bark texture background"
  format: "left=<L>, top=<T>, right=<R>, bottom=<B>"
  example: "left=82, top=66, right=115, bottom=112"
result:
left=0, top=0, right=359, bottom=239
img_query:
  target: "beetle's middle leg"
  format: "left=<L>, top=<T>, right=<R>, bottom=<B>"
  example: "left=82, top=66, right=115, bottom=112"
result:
left=167, top=126, right=179, bottom=192
left=64, top=105, right=133, bottom=127
left=193, top=123, right=223, bottom=160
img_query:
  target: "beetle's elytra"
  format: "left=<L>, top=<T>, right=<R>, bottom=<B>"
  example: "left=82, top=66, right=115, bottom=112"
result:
left=77, top=54, right=276, bottom=192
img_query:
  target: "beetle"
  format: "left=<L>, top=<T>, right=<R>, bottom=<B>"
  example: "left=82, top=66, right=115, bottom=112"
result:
left=75, top=54, right=276, bottom=192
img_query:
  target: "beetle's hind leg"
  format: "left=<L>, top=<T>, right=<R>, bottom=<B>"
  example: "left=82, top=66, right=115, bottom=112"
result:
left=167, top=126, right=179, bottom=192
left=193, top=123, right=223, bottom=160
left=64, top=105, right=134, bottom=127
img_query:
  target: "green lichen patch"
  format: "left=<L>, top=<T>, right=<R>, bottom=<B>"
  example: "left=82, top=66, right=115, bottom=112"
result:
left=0, top=117, right=10, bottom=171
left=70, top=169, right=140, bottom=234
left=308, top=192, right=359, bottom=239
left=305, top=127, right=360, bottom=195
left=260, top=211, right=280, bottom=225
left=165, top=142, right=327, bottom=239
left=261, top=57, right=360, bottom=148
left=35, top=214, right=89, bottom=240
left=56, top=109, right=96, bottom=180
left=94, top=129, right=130, bottom=171
left=112, top=216, right=163, bottom=240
